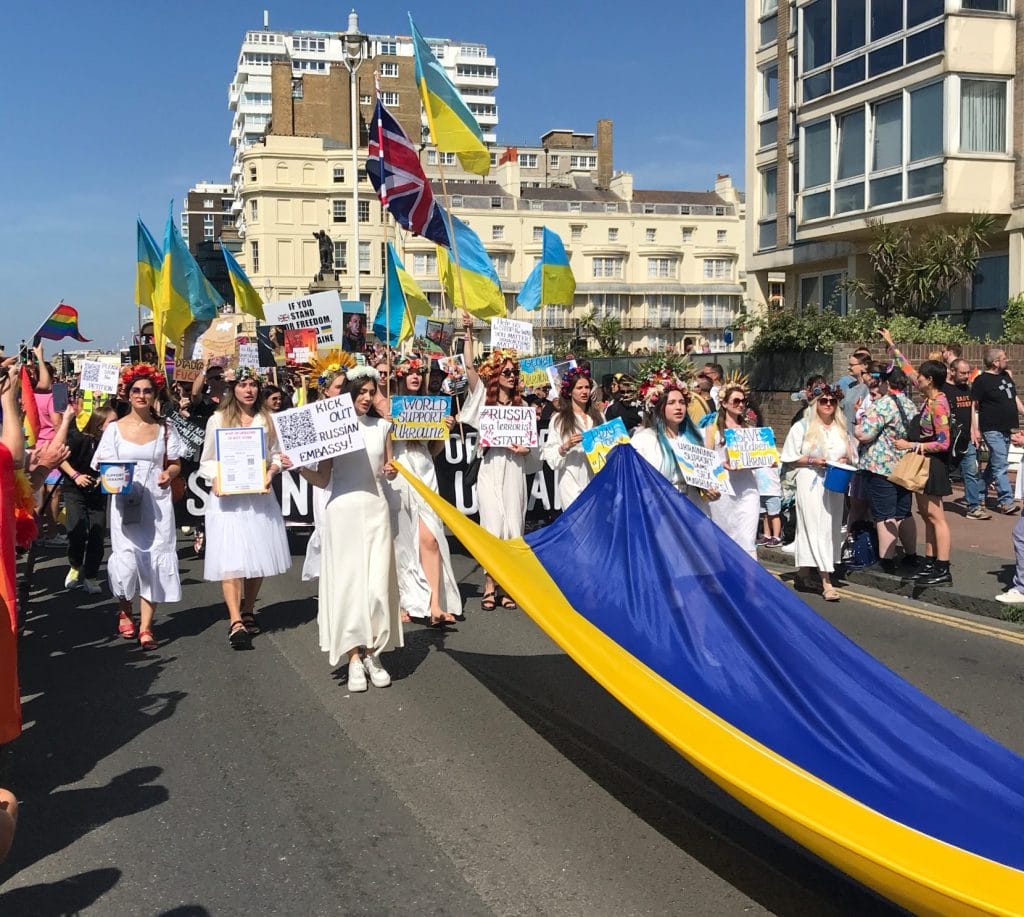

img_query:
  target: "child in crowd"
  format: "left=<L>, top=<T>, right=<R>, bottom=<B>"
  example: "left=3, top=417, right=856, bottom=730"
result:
left=757, top=464, right=783, bottom=547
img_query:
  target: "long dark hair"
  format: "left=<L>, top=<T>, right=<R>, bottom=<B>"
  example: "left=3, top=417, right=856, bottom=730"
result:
left=553, top=375, right=603, bottom=439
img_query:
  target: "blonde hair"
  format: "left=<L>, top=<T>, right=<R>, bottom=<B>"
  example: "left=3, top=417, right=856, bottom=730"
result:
left=218, top=378, right=275, bottom=431
left=804, top=394, right=848, bottom=452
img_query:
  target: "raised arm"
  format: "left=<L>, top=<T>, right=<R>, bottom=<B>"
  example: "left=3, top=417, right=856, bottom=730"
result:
left=32, top=343, right=52, bottom=391
left=0, top=360, right=24, bottom=467
left=879, top=328, right=918, bottom=385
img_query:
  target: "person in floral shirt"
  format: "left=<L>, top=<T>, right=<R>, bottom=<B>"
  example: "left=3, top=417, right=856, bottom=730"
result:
left=855, top=367, right=919, bottom=574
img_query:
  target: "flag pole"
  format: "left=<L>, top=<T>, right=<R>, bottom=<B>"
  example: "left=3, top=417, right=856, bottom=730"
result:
left=31, top=298, right=64, bottom=347
left=434, top=158, right=475, bottom=342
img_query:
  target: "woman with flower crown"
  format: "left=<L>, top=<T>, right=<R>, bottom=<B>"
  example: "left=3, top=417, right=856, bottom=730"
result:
left=459, top=314, right=540, bottom=610
left=542, top=367, right=605, bottom=509
left=199, top=368, right=291, bottom=649
left=91, top=364, right=184, bottom=649
left=295, top=365, right=402, bottom=692
left=387, top=355, right=460, bottom=626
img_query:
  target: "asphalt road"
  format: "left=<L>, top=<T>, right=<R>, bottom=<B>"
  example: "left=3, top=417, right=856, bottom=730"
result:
left=1, top=535, right=1022, bottom=916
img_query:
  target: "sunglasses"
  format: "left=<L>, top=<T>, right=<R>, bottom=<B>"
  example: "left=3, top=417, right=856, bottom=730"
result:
left=728, top=398, right=747, bottom=406
left=500, top=369, right=520, bottom=378
left=130, top=387, right=155, bottom=396
left=818, top=397, right=838, bottom=405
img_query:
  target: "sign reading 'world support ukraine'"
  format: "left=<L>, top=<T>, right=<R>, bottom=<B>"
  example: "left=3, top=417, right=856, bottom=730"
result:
left=390, top=396, right=451, bottom=441
left=724, top=427, right=779, bottom=470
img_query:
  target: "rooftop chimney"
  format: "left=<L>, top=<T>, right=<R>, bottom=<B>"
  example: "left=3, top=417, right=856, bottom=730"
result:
left=596, top=119, right=613, bottom=190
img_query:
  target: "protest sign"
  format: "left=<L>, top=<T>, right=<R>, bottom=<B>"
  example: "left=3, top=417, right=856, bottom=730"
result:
left=341, top=301, right=367, bottom=353
left=173, top=359, right=205, bottom=384
left=215, top=427, right=267, bottom=495
left=425, top=319, right=453, bottom=352
left=78, top=359, right=119, bottom=395
left=166, top=411, right=205, bottom=461
left=237, top=340, right=261, bottom=369
left=200, top=320, right=239, bottom=369
left=724, top=427, right=779, bottom=470
left=264, top=290, right=345, bottom=349
left=257, top=325, right=283, bottom=367
left=478, top=405, right=538, bottom=448
left=284, top=328, right=317, bottom=367
left=670, top=440, right=734, bottom=495
left=490, top=317, right=534, bottom=354
left=272, top=393, right=365, bottom=467
left=519, top=355, right=554, bottom=388
left=582, top=418, right=631, bottom=473
left=390, top=395, right=451, bottom=440
left=545, top=359, right=577, bottom=398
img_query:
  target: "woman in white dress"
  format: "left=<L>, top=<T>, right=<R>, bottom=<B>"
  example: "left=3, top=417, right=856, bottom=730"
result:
left=200, top=369, right=291, bottom=649
left=780, top=384, right=855, bottom=601
left=459, top=314, right=540, bottom=611
left=92, top=364, right=183, bottom=650
left=543, top=367, right=604, bottom=509
left=388, top=356, right=460, bottom=626
left=705, top=381, right=761, bottom=560
left=296, top=367, right=402, bottom=692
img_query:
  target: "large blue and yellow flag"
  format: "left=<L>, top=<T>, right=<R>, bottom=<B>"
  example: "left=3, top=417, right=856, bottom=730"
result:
left=436, top=209, right=506, bottom=321
left=373, top=243, right=432, bottom=348
left=136, top=218, right=162, bottom=309
left=222, top=245, right=265, bottom=321
left=516, top=227, right=576, bottom=312
left=410, top=16, right=489, bottom=177
left=158, top=201, right=223, bottom=346
left=397, top=445, right=1024, bottom=915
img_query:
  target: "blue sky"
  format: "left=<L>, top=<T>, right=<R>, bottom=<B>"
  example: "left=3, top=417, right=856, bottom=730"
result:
left=1, top=2, right=744, bottom=350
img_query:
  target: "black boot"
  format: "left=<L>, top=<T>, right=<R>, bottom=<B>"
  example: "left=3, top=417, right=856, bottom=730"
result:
left=912, top=557, right=936, bottom=579
left=916, top=560, right=952, bottom=586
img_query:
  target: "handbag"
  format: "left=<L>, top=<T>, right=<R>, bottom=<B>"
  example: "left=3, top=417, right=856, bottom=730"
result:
left=887, top=395, right=928, bottom=492
left=164, top=424, right=186, bottom=501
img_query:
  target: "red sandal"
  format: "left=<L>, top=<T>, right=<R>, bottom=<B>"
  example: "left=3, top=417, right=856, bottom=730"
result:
left=117, top=611, right=137, bottom=640
left=138, top=630, right=157, bottom=650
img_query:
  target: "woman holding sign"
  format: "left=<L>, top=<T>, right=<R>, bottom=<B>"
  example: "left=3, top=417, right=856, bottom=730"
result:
left=460, top=316, right=539, bottom=610
left=200, top=369, right=291, bottom=649
left=543, top=367, right=604, bottom=508
left=388, top=356, right=460, bottom=625
left=91, top=364, right=183, bottom=649
left=295, top=366, right=402, bottom=692
left=780, top=383, right=855, bottom=601
left=705, top=379, right=761, bottom=560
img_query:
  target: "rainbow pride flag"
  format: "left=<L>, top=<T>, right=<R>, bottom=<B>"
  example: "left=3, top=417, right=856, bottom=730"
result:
left=33, top=302, right=90, bottom=344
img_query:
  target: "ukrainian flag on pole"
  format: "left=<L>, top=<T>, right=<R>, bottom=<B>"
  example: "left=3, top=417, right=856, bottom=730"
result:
left=410, top=15, right=490, bottom=176
left=136, top=218, right=165, bottom=358
left=516, top=227, right=576, bottom=312
left=436, top=210, right=506, bottom=321
left=222, top=246, right=265, bottom=321
left=158, top=201, right=223, bottom=347
left=373, top=243, right=432, bottom=348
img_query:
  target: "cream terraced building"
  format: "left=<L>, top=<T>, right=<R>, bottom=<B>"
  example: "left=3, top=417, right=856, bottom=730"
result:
left=236, top=133, right=748, bottom=353
left=746, top=0, right=1024, bottom=338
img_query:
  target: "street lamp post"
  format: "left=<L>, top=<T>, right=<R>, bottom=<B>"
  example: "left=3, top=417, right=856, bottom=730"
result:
left=341, top=11, right=369, bottom=303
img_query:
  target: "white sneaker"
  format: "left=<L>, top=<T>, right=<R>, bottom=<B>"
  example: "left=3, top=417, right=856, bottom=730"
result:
left=347, top=659, right=368, bottom=692
left=64, top=567, right=81, bottom=589
left=363, top=653, right=391, bottom=688
left=82, top=578, right=103, bottom=595
left=995, top=587, right=1024, bottom=605
left=780, top=542, right=797, bottom=555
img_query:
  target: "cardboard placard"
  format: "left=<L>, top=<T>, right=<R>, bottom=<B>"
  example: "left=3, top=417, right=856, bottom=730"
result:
left=389, top=395, right=452, bottom=440
left=215, top=427, right=267, bottom=495
left=425, top=320, right=453, bottom=353
left=200, top=319, right=239, bottom=369
left=545, top=359, right=577, bottom=399
left=264, top=290, right=346, bottom=350
left=669, top=440, right=734, bottom=495
left=341, top=304, right=367, bottom=353
left=173, top=359, right=205, bottom=384
left=519, top=355, right=554, bottom=388
left=166, top=411, right=206, bottom=461
left=478, top=405, right=538, bottom=448
left=724, top=427, right=779, bottom=470
left=490, top=317, right=534, bottom=355
left=272, top=393, right=365, bottom=468
left=237, top=336, right=261, bottom=369
left=78, top=359, right=119, bottom=395
left=582, top=418, right=631, bottom=473
left=284, top=328, right=318, bottom=367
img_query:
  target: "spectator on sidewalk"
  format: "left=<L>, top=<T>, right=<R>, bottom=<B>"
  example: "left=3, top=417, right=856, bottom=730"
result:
left=947, top=359, right=987, bottom=519
left=838, top=347, right=873, bottom=422
left=971, top=347, right=1024, bottom=516
left=997, top=430, right=1024, bottom=605
left=700, top=363, right=724, bottom=408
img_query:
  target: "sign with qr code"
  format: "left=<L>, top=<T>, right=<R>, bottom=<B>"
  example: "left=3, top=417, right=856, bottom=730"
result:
left=272, top=393, right=366, bottom=468
left=79, top=360, right=119, bottom=394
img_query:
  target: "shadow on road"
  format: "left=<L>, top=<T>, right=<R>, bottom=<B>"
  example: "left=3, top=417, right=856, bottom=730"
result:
left=445, top=647, right=903, bottom=917
left=0, top=867, right=120, bottom=915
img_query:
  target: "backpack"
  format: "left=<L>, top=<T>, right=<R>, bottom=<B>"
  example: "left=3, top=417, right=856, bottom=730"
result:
left=841, top=521, right=878, bottom=570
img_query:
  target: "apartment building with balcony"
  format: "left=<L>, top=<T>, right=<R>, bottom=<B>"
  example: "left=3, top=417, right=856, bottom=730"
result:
left=745, top=0, right=1022, bottom=337
left=234, top=130, right=746, bottom=353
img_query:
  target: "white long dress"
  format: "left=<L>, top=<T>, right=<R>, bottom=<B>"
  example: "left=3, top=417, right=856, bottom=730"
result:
left=93, top=423, right=182, bottom=603
left=199, top=412, right=292, bottom=581
left=387, top=439, right=462, bottom=620
left=706, top=427, right=760, bottom=560
left=459, top=379, right=539, bottom=539
left=319, top=415, right=402, bottom=667
left=543, top=412, right=601, bottom=509
left=631, top=427, right=685, bottom=490
left=780, top=419, right=849, bottom=573
left=301, top=473, right=331, bottom=581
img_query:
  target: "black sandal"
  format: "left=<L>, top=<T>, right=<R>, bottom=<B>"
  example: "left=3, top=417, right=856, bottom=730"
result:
left=229, top=620, right=251, bottom=649
left=480, top=591, right=497, bottom=610
left=240, top=611, right=261, bottom=635
left=499, top=593, right=518, bottom=610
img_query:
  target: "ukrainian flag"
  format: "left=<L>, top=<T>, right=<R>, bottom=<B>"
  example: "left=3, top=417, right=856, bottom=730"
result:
left=397, top=445, right=1024, bottom=915
left=373, top=243, right=432, bottom=348
left=516, top=227, right=576, bottom=312
left=136, top=218, right=162, bottom=310
left=223, top=245, right=265, bottom=321
left=157, top=201, right=223, bottom=347
left=436, top=210, right=506, bottom=321
left=410, top=16, right=490, bottom=177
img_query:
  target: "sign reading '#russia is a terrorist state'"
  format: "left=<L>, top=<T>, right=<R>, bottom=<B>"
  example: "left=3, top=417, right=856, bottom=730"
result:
left=478, top=405, right=538, bottom=448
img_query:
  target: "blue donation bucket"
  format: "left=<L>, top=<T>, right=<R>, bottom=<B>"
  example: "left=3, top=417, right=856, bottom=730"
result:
left=824, top=462, right=856, bottom=494
left=98, top=462, right=136, bottom=495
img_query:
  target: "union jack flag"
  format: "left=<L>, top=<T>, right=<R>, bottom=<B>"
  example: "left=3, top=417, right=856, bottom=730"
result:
left=367, top=100, right=450, bottom=248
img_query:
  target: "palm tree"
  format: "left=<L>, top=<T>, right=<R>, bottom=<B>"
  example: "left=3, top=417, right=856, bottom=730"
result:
left=580, top=308, right=623, bottom=356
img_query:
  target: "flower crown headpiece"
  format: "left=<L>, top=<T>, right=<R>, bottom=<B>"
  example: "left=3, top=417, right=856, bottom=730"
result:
left=120, top=363, right=166, bottom=392
left=345, top=365, right=380, bottom=384
left=721, top=370, right=751, bottom=395
left=230, top=366, right=262, bottom=384
left=804, top=380, right=843, bottom=402
left=394, top=355, right=426, bottom=379
left=478, top=348, right=521, bottom=382
left=559, top=367, right=592, bottom=401
left=627, top=355, right=696, bottom=411
left=309, top=349, right=356, bottom=390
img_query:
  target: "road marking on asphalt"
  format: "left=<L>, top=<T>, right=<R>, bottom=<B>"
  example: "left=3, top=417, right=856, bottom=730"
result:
left=763, top=563, right=1024, bottom=647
